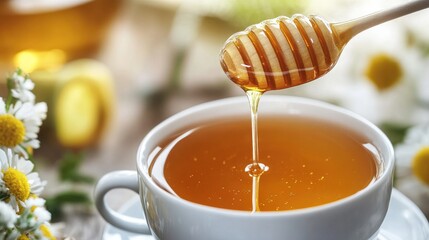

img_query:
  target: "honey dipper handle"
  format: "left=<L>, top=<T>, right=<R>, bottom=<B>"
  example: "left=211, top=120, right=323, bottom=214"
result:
left=333, top=0, right=429, bottom=44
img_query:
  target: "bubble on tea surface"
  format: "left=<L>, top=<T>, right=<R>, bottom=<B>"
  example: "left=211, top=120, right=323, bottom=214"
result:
left=245, top=162, right=269, bottom=177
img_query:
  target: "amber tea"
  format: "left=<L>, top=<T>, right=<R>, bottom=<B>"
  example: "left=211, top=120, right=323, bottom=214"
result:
left=149, top=115, right=379, bottom=212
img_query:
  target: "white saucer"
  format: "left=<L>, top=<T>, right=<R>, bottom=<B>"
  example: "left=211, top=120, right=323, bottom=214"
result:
left=102, top=189, right=429, bottom=240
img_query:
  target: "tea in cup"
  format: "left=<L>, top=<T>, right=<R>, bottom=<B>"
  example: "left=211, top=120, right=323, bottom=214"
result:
left=95, top=95, right=394, bottom=240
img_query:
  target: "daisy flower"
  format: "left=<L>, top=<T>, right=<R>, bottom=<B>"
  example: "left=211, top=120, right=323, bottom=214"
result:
left=16, top=223, right=57, bottom=240
left=0, top=97, right=47, bottom=157
left=0, top=148, right=46, bottom=212
left=15, top=220, right=57, bottom=240
left=23, top=197, right=51, bottom=223
left=34, top=223, right=57, bottom=240
left=395, top=123, right=429, bottom=215
left=288, top=0, right=424, bottom=125
left=7, top=70, right=35, bottom=103
left=13, top=197, right=55, bottom=240
left=330, top=21, right=424, bottom=125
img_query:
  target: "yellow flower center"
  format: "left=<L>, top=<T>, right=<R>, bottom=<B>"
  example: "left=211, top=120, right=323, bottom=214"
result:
left=3, top=168, right=30, bottom=201
left=18, top=234, right=30, bottom=240
left=412, top=146, right=429, bottom=186
left=0, top=114, right=25, bottom=147
left=364, top=53, right=403, bottom=91
left=40, top=224, right=56, bottom=240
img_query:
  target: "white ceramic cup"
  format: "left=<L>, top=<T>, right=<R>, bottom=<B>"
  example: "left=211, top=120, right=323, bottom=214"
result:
left=94, top=95, right=394, bottom=240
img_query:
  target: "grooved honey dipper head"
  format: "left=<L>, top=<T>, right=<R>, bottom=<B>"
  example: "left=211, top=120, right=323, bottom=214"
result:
left=220, top=14, right=343, bottom=92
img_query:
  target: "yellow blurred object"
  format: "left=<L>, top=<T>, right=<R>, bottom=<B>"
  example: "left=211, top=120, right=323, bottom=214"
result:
left=53, top=59, right=115, bottom=149
left=0, top=0, right=120, bottom=72
left=364, top=53, right=403, bottom=91
left=55, top=80, right=101, bottom=148
left=13, top=49, right=67, bottom=73
left=412, top=146, right=429, bottom=186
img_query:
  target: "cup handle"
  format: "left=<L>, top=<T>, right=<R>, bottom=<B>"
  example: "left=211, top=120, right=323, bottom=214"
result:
left=94, top=170, right=151, bottom=234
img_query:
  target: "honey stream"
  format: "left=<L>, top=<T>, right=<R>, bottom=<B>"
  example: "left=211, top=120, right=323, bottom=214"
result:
left=245, top=90, right=268, bottom=212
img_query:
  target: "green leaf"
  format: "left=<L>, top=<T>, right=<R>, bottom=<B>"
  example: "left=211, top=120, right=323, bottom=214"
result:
left=59, top=152, right=95, bottom=184
left=45, top=191, right=92, bottom=222
left=406, top=29, right=429, bottom=57
left=6, top=77, right=14, bottom=90
left=379, top=122, right=410, bottom=146
left=0, top=192, right=9, bottom=201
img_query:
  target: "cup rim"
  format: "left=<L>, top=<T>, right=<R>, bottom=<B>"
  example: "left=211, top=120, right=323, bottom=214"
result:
left=136, top=95, right=394, bottom=217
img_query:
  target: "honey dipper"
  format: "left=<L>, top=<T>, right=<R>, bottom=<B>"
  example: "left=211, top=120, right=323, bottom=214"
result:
left=220, top=0, right=429, bottom=91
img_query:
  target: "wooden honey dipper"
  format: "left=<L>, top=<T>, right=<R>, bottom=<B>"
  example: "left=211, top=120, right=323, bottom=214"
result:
left=220, top=0, right=429, bottom=91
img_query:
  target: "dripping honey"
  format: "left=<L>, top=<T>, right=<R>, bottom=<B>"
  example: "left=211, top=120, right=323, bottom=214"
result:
left=149, top=115, right=378, bottom=211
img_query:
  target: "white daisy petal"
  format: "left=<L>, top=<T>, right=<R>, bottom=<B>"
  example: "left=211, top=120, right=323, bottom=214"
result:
left=25, top=119, right=42, bottom=128
left=9, top=72, right=36, bottom=103
left=23, top=80, right=35, bottom=90
left=404, top=124, right=429, bottom=144
left=25, top=139, right=40, bottom=149
left=24, top=132, right=38, bottom=139
left=0, top=98, right=5, bottom=114
left=14, top=102, right=32, bottom=120
left=7, top=149, right=15, bottom=166
left=26, top=197, right=45, bottom=207
left=31, top=185, right=45, bottom=196
left=16, top=158, right=34, bottom=175
left=9, top=101, right=22, bottom=115
left=13, top=145, right=28, bottom=159
left=27, top=172, right=46, bottom=195
left=0, top=202, right=17, bottom=228
left=0, top=149, right=7, bottom=170
left=11, top=89, right=20, bottom=99
left=34, top=207, right=51, bottom=223
left=34, top=102, right=48, bottom=118
left=8, top=196, right=18, bottom=212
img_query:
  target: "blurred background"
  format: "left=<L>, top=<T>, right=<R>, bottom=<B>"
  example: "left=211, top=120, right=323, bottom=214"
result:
left=0, top=0, right=428, bottom=238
